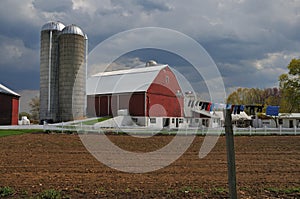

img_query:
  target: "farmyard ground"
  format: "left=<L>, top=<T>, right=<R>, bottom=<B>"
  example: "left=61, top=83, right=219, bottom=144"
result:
left=0, top=133, right=299, bottom=198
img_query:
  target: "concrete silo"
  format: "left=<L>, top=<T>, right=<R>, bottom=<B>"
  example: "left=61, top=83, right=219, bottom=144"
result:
left=40, top=21, right=65, bottom=123
left=58, top=25, right=86, bottom=121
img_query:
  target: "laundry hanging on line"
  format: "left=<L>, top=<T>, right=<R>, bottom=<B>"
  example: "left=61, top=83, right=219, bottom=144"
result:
left=266, top=106, right=279, bottom=116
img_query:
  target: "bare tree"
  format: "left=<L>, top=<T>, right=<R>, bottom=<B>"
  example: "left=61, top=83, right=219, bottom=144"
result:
left=29, top=96, right=40, bottom=123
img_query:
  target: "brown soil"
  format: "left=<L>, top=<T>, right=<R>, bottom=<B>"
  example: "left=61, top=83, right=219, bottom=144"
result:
left=0, top=133, right=299, bottom=198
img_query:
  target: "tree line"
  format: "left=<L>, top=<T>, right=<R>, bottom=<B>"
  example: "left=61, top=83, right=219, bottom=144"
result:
left=227, top=58, right=300, bottom=113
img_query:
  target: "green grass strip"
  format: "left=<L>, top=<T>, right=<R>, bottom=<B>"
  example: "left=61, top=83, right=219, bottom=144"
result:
left=79, top=117, right=112, bottom=125
left=0, top=129, right=41, bottom=137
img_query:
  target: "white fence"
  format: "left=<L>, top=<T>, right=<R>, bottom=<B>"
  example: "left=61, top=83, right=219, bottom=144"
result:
left=41, top=124, right=300, bottom=136
left=1, top=124, right=299, bottom=135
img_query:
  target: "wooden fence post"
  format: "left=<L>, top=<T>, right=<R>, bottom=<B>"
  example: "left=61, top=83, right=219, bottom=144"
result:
left=225, top=109, right=237, bottom=199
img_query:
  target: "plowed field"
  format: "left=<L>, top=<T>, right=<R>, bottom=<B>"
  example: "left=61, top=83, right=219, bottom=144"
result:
left=0, top=133, right=299, bottom=198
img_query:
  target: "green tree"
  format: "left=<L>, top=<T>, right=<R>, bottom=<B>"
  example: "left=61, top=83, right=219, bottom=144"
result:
left=279, top=58, right=300, bottom=113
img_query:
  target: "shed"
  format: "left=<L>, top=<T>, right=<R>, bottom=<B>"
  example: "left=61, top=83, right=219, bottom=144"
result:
left=278, top=113, right=300, bottom=128
left=0, top=84, right=20, bottom=125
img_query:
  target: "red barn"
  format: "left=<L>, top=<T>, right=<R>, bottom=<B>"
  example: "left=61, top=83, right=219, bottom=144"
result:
left=0, top=84, right=20, bottom=125
left=87, top=64, right=183, bottom=126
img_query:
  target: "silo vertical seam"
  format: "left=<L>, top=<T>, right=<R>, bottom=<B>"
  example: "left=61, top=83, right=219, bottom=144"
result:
left=48, top=30, right=52, bottom=113
left=84, top=35, right=88, bottom=116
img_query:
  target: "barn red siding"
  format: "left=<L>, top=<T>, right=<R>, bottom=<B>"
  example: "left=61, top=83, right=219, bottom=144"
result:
left=0, top=93, right=12, bottom=125
left=147, top=67, right=183, bottom=117
left=147, top=93, right=181, bottom=117
left=129, top=93, right=145, bottom=116
left=87, top=92, right=145, bottom=117
left=87, top=95, right=111, bottom=117
left=0, top=93, right=19, bottom=125
left=11, top=97, right=19, bottom=125
left=94, top=96, right=100, bottom=116
left=100, top=96, right=109, bottom=116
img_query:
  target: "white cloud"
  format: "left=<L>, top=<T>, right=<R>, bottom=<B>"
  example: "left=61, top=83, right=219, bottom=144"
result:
left=0, top=0, right=41, bottom=25
left=253, top=52, right=298, bottom=71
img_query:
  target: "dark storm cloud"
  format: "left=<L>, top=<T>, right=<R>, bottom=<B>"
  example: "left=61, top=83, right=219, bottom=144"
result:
left=0, top=0, right=300, bottom=107
left=134, top=0, right=172, bottom=12
left=33, top=0, right=73, bottom=12
left=0, top=68, right=39, bottom=91
left=111, top=0, right=172, bottom=13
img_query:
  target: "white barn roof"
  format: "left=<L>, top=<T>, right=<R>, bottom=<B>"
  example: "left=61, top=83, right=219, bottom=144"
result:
left=0, top=84, right=20, bottom=97
left=87, top=65, right=168, bottom=95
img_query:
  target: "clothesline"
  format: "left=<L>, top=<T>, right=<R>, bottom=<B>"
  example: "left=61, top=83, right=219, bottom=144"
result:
left=186, top=99, right=280, bottom=116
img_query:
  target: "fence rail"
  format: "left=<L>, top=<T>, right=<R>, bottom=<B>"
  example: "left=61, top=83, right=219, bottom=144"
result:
left=1, top=124, right=299, bottom=135
left=41, top=124, right=300, bottom=136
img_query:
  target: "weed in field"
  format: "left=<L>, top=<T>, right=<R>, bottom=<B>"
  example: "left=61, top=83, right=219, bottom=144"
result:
left=0, top=186, right=14, bottom=197
left=213, top=187, right=227, bottom=194
left=194, top=188, right=204, bottom=193
left=133, top=187, right=142, bottom=192
left=240, top=187, right=250, bottom=191
left=37, top=189, right=61, bottom=199
left=98, top=187, right=107, bottom=193
left=266, top=187, right=280, bottom=193
left=283, top=187, right=300, bottom=194
left=266, top=187, right=300, bottom=194
left=180, top=186, right=192, bottom=193
left=166, top=189, right=174, bottom=194
left=124, top=187, right=131, bottom=193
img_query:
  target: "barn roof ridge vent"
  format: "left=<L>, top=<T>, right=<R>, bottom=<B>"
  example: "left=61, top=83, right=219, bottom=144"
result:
left=146, top=60, right=158, bottom=67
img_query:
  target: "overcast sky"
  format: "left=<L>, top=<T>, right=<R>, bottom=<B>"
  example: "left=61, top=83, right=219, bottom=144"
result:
left=0, top=0, right=299, bottom=112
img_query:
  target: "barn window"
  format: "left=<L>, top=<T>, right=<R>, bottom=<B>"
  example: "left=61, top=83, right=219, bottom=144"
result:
left=165, top=76, right=169, bottom=84
left=172, top=118, right=175, bottom=123
left=279, top=119, right=283, bottom=125
left=188, top=100, right=191, bottom=107
left=150, top=118, right=156, bottom=123
left=191, top=101, right=194, bottom=108
left=179, top=118, right=183, bottom=123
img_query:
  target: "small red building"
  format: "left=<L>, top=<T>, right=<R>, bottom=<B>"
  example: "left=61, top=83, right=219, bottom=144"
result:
left=87, top=64, right=183, bottom=125
left=0, top=84, right=20, bottom=125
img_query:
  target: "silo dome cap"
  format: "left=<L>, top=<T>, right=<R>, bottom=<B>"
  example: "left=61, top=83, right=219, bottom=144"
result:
left=42, top=21, right=65, bottom=31
left=61, top=24, right=85, bottom=36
